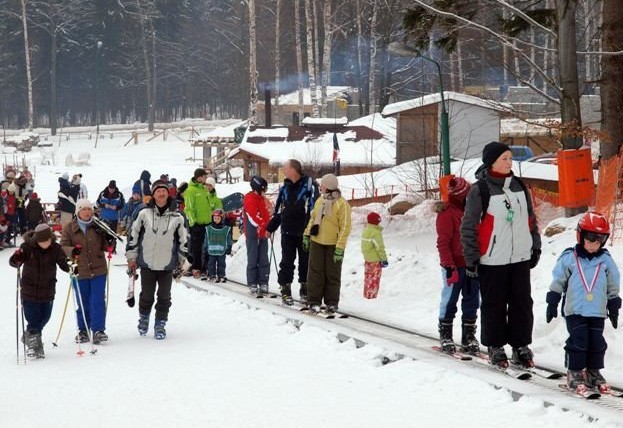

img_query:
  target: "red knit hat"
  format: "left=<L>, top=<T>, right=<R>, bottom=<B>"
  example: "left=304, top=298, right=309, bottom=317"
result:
left=448, top=177, right=470, bottom=201
left=367, top=212, right=381, bottom=225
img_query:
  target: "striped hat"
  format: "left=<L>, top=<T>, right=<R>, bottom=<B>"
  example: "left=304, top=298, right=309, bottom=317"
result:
left=448, top=177, right=470, bottom=201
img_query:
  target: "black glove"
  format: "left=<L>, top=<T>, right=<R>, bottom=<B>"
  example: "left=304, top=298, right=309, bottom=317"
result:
left=9, top=249, right=23, bottom=268
left=105, top=236, right=116, bottom=247
left=545, top=291, right=562, bottom=323
left=465, top=264, right=478, bottom=278
left=529, top=249, right=541, bottom=269
left=71, top=245, right=82, bottom=257
left=607, top=296, right=621, bottom=329
left=225, top=247, right=232, bottom=256
left=266, top=215, right=281, bottom=233
left=185, top=254, right=193, bottom=265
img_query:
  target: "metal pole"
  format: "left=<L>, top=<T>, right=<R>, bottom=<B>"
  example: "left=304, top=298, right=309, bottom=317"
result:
left=94, top=41, right=102, bottom=148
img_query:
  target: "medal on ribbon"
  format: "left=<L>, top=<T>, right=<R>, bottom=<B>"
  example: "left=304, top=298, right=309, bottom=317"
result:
left=574, top=251, right=601, bottom=302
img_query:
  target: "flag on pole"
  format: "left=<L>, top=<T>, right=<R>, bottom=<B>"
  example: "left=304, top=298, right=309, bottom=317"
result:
left=336, top=98, right=348, bottom=110
left=332, top=133, right=340, bottom=163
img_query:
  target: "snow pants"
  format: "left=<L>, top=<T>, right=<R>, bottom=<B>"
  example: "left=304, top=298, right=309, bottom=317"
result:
left=478, top=261, right=533, bottom=348
left=245, top=226, right=269, bottom=287
left=564, top=315, right=607, bottom=371
left=207, top=255, right=226, bottom=278
left=438, top=267, right=480, bottom=321
left=139, top=267, right=173, bottom=322
left=190, top=225, right=207, bottom=272
left=307, top=242, right=342, bottom=307
left=22, top=300, right=53, bottom=334
left=278, top=233, right=309, bottom=286
left=363, top=261, right=382, bottom=299
left=73, top=274, right=107, bottom=332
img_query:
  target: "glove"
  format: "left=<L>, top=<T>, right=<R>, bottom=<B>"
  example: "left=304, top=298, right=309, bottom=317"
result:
left=444, top=266, right=458, bottom=285
left=465, top=264, right=478, bottom=278
left=529, top=249, right=541, bottom=269
left=185, top=254, right=193, bottom=265
left=105, top=236, right=116, bottom=247
left=225, top=247, right=232, bottom=256
left=545, top=291, right=562, bottom=323
left=607, top=296, right=621, bottom=329
left=71, top=264, right=79, bottom=275
left=9, top=249, right=23, bottom=268
left=71, top=245, right=82, bottom=257
left=127, top=259, right=137, bottom=272
left=381, top=260, right=388, bottom=268
left=333, top=248, right=344, bottom=263
left=303, top=235, right=310, bottom=252
left=266, top=215, right=281, bottom=233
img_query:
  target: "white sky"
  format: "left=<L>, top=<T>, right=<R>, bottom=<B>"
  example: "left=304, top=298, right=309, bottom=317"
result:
left=1, top=126, right=621, bottom=428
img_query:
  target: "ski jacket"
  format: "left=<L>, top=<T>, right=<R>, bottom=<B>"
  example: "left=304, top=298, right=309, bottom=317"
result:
left=272, top=175, right=319, bottom=236
left=204, top=222, right=232, bottom=256
left=15, top=232, right=70, bottom=303
left=60, top=219, right=109, bottom=279
left=460, top=172, right=540, bottom=267
left=25, top=198, right=44, bottom=224
left=15, top=180, right=29, bottom=209
left=183, top=179, right=219, bottom=227
left=124, top=197, right=144, bottom=231
left=132, top=170, right=152, bottom=199
left=436, top=200, right=467, bottom=268
left=243, top=191, right=270, bottom=238
left=304, top=194, right=351, bottom=250
left=97, top=187, right=125, bottom=222
left=4, top=192, right=16, bottom=216
left=550, top=246, right=620, bottom=318
left=57, top=177, right=80, bottom=214
left=125, top=198, right=189, bottom=271
left=360, top=224, right=387, bottom=262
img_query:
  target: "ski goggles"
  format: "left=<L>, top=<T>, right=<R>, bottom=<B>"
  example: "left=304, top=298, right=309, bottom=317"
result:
left=583, top=232, right=608, bottom=244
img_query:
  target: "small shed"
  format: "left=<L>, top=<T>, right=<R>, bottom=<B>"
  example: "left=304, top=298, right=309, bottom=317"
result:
left=381, top=91, right=510, bottom=164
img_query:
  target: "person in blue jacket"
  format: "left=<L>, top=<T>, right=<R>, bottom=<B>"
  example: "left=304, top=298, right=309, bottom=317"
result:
left=97, top=180, right=125, bottom=236
left=546, top=211, right=621, bottom=394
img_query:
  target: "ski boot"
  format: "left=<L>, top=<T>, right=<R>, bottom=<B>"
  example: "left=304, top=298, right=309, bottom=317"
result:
left=309, top=304, right=321, bottom=314
left=24, top=331, right=39, bottom=358
left=511, top=346, right=534, bottom=368
left=280, top=283, right=294, bottom=306
left=259, top=284, right=269, bottom=297
left=92, top=331, right=108, bottom=344
left=138, top=313, right=150, bottom=336
left=487, top=346, right=509, bottom=368
left=154, top=320, right=167, bottom=340
left=75, top=330, right=90, bottom=343
left=192, top=269, right=202, bottom=279
left=219, top=277, right=227, bottom=283
left=438, top=320, right=455, bottom=353
left=586, top=369, right=611, bottom=394
left=567, top=369, right=589, bottom=393
left=326, top=305, right=338, bottom=315
left=299, top=283, right=308, bottom=304
left=33, top=332, right=44, bottom=358
left=208, top=276, right=216, bottom=282
left=461, top=320, right=480, bottom=355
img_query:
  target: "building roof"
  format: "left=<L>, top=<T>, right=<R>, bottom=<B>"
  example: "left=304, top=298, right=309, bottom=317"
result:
left=381, top=91, right=511, bottom=117
left=273, top=86, right=354, bottom=105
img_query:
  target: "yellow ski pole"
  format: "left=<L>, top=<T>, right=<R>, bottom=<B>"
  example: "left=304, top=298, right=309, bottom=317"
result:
left=52, top=279, right=72, bottom=347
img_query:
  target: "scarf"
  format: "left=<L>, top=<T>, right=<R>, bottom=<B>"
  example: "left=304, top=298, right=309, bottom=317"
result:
left=313, top=190, right=340, bottom=228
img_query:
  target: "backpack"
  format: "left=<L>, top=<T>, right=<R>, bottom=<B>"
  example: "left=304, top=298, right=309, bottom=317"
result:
left=476, top=177, right=530, bottom=221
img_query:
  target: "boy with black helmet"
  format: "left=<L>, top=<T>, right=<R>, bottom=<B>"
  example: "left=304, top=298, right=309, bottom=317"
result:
left=546, top=211, right=621, bottom=396
left=243, top=176, right=270, bottom=295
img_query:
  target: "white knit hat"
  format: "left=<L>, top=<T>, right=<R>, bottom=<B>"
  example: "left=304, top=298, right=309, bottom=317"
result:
left=75, top=199, right=94, bottom=215
left=320, top=174, right=339, bottom=191
left=205, top=177, right=216, bottom=187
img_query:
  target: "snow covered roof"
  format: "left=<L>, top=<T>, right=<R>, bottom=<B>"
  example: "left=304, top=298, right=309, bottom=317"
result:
left=381, top=91, right=511, bottom=117
left=301, top=117, right=348, bottom=126
left=230, top=113, right=396, bottom=167
left=275, top=86, right=354, bottom=105
left=501, top=117, right=558, bottom=137
left=190, top=120, right=248, bottom=142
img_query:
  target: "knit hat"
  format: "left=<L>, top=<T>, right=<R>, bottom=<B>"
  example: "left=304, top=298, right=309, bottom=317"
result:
left=205, top=177, right=216, bottom=187
left=75, top=199, right=93, bottom=215
left=7, top=183, right=16, bottom=193
left=320, top=174, right=339, bottom=191
left=448, top=177, right=471, bottom=201
left=6, top=171, right=16, bottom=179
left=482, top=141, right=511, bottom=168
left=170, top=178, right=177, bottom=187
left=160, top=174, right=169, bottom=181
left=194, top=168, right=207, bottom=179
left=151, top=180, right=169, bottom=194
left=367, top=212, right=381, bottom=225
left=30, top=192, right=38, bottom=199
left=62, top=172, right=69, bottom=180
left=108, top=180, right=116, bottom=188
left=34, top=223, right=52, bottom=242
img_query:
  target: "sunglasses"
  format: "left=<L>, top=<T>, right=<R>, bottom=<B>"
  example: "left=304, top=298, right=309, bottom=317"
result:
left=584, top=232, right=608, bottom=244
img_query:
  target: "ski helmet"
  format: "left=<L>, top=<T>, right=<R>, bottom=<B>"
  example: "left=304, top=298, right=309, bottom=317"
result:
left=212, top=209, right=224, bottom=218
left=576, top=211, right=610, bottom=246
left=250, top=176, right=267, bottom=193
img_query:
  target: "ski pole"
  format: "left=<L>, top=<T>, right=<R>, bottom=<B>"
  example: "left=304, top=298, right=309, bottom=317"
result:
left=69, top=275, right=84, bottom=357
left=70, top=273, right=97, bottom=355
left=17, top=267, right=26, bottom=365
left=105, top=245, right=113, bottom=315
left=52, top=279, right=72, bottom=347
left=15, top=267, right=20, bottom=365
left=269, top=234, right=279, bottom=276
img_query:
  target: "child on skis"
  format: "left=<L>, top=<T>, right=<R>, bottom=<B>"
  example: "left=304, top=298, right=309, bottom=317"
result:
left=436, top=177, right=480, bottom=354
left=9, top=223, right=71, bottom=358
left=360, top=212, right=388, bottom=299
left=203, top=209, right=232, bottom=282
left=546, top=212, right=621, bottom=395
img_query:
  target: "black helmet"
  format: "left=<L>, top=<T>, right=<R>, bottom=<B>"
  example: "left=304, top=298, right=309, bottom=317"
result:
left=250, top=176, right=268, bottom=193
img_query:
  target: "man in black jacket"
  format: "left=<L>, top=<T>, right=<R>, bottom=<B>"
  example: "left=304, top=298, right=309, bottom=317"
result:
left=267, top=159, right=318, bottom=305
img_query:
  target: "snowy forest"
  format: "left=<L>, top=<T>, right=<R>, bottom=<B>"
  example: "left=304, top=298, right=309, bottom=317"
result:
left=1, top=0, right=622, bottom=158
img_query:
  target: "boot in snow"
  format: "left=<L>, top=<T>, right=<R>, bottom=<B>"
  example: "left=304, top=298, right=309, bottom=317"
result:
left=586, top=369, right=611, bottom=393
left=33, top=332, right=44, bottom=358
left=92, top=331, right=108, bottom=344
left=438, top=321, right=455, bottom=353
left=249, top=284, right=258, bottom=295
left=138, top=313, right=150, bottom=336
left=461, top=320, right=480, bottom=355
left=299, top=283, right=308, bottom=304
left=154, top=320, right=167, bottom=340
left=488, top=346, right=509, bottom=368
left=511, top=346, right=534, bottom=368
left=24, top=331, right=39, bottom=358
left=75, top=330, right=89, bottom=343
left=280, top=283, right=294, bottom=306
left=259, top=284, right=269, bottom=296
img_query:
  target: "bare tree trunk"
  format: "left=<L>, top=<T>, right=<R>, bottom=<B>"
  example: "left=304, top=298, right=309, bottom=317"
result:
left=600, top=0, right=623, bottom=159
left=274, top=0, right=281, bottom=116
left=136, top=0, right=154, bottom=131
left=320, top=0, right=332, bottom=117
left=305, top=0, right=319, bottom=117
left=50, top=31, right=58, bottom=135
left=355, top=0, right=365, bottom=116
left=20, top=0, right=34, bottom=130
left=294, top=0, right=304, bottom=120
left=457, top=38, right=464, bottom=90
left=367, top=0, right=378, bottom=114
left=248, top=0, right=258, bottom=125
left=149, top=24, right=157, bottom=131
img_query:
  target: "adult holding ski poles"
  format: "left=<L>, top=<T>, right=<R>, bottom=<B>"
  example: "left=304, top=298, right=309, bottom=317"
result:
left=60, top=199, right=114, bottom=345
left=9, top=224, right=70, bottom=358
left=126, top=180, right=190, bottom=340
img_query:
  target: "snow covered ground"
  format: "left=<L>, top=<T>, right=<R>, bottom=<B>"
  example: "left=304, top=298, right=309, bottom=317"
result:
left=1, top=130, right=622, bottom=427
